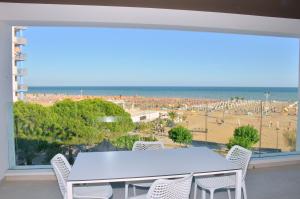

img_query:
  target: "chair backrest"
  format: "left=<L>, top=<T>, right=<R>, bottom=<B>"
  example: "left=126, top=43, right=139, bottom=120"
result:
left=146, top=174, right=193, bottom=199
left=132, top=141, right=164, bottom=151
left=226, top=145, right=252, bottom=180
left=51, top=154, right=72, bottom=197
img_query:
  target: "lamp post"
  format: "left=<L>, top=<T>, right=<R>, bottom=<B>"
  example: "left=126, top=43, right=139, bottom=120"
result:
left=259, top=100, right=263, bottom=156
left=264, top=91, right=270, bottom=115
left=276, top=121, right=280, bottom=149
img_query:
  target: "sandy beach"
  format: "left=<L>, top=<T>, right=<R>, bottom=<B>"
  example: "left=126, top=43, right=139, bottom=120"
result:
left=25, top=93, right=297, bottom=152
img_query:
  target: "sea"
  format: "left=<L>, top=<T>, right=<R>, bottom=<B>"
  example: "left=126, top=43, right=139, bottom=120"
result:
left=27, top=86, right=298, bottom=101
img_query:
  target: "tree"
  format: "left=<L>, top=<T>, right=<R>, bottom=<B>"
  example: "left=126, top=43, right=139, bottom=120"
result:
left=166, top=111, right=178, bottom=128
left=51, top=99, right=134, bottom=162
left=153, top=118, right=167, bottom=135
left=283, top=130, right=296, bottom=151
left=168, top=111, right=177, bottom=122
left=14, top=101, right=54, bottom=140
left=13, top=99, right=135, bottom=164
left=50, top=99, right=102, bottom=162
left=75, top=99, right=134, bottom=139
left=227, top=125, right=259, bottom=149
left=14, top=101, right=62, bottom=165
left=112, top=135, right=157, bottom=150
left=135, top=122, right=154, bottom=134
left=168, top=126, right=192, bottom=146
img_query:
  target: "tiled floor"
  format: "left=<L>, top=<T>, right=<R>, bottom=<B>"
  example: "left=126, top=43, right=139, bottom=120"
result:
left=1, top=164, right=300, bottom=199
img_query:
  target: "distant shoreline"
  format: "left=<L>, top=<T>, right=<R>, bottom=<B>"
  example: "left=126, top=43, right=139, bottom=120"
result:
left=26, top=86, right=298, bottom=101
left=25, top=93, right=296, bottom=107
left=26, top=93, right=221, bottom=106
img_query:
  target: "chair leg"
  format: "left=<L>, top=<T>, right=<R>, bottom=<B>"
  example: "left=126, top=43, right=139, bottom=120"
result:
left=227, top=189, right=231, bottom=199
left=133, top=185, right=137, bottom=196
left=125, top=183, right=129, bottom=199
left=242, top=182, right=247, bottom=199
left=201, top=189, right=206, bottom=199
left=193, top=182, right=198, bottom=199
left=209, top=189, right=214, bottom=199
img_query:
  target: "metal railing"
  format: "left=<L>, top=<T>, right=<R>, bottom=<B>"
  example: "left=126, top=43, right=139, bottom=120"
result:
left=14, top=37, right=27, bottom=45
left=17, top=84, right=28, bottom=92
left=17, top=68, right=28, bottom=76
left=15, top=53, right=27, bottom=61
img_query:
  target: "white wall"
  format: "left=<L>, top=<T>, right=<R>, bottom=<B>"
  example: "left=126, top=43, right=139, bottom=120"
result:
left=297, top=41, right=300, bottom=151
left=0, top=22, right=13, bottom=181
left=0, top=3, right=300, bottom=37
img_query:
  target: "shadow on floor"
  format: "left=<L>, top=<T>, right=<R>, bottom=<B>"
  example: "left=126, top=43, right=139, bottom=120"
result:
left=1, top=164, right=300, bottom=199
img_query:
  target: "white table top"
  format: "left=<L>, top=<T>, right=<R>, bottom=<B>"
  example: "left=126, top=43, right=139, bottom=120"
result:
left=68, top=147, right=240, bottom=182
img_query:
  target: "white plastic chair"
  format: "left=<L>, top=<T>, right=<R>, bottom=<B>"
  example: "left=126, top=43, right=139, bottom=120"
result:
left=125, top=141, right=164, bottom=199
left=51, top=154, right=113, bottom=199
left=193, top=145, right=252, bottom=199
left=132, top=141, right=165, bottom=151
left=129, top=174, right=193, bottom=199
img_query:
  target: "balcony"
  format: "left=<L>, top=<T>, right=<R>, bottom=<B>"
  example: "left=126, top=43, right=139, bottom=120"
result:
left=14, top=26, right=27, bottom=31
left=1, top=2, right=300, bottom=199
left=14, top=53, right=27, bottom=61
left=17, top=84, right=28, bottom=92
left=0, top=164, right=299, bottom=199
left=12, top=66, right=18, bottom=76
left=14, top=37, right=27, bottom=45
left=17, top=68, right=28, bottom=76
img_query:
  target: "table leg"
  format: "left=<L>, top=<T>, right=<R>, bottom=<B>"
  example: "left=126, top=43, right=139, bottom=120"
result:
left=125, top=183, right=129, bottom=199
left=235, top=170, right=242, bottom=199
left=66, top=181, right=73, bottom=199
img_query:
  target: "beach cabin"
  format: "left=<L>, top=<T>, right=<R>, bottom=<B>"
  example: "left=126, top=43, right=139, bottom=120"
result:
left=131, top=111, right=160, bottom=123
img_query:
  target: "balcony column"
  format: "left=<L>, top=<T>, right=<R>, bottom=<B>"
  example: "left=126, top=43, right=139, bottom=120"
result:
left=297, top=40, right=300, bottom=152
left=0, top=22, right=13, bottom=180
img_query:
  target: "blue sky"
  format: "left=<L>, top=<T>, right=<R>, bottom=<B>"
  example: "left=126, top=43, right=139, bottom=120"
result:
left=23, top=27, right=299, bottom=87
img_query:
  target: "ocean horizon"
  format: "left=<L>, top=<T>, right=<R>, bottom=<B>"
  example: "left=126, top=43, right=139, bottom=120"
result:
left=27, top=86, right=298, bottom=101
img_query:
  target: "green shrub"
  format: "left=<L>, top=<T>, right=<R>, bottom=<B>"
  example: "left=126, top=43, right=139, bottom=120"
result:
left=135, top=122, right=154, bottom=134
left=168, top=111, right=177, bottom=122
left=112, top=135, right=157, bottom=150
left=283, top=130, right=296, bottom=151
left=168, top=126, right=192, bottom=145
left=227, top=125, right=259, bottom=149
left=166, top=119, right=176, bottom=128
left=13, top=99, right=135, bottom=164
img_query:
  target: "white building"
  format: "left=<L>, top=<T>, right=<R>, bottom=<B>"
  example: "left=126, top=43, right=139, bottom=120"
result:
left=131, top=110, right=160, bottom=123
left=12, top=26, right=27, bottom=102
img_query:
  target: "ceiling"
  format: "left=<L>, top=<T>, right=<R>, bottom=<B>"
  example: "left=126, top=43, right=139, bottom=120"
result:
left=1, top=0, right=300, bottom=20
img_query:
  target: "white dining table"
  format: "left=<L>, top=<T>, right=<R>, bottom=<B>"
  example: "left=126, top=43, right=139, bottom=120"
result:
left=67, top=147, right=242, bottom=199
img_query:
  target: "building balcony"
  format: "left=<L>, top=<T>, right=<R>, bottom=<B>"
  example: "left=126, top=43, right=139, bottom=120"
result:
left=14, top=26, right=27, bottom=31
left=17, top=84, right=28, bottom=92
left=17, top=68, right=28, bottom=76
left=14, top=37, right=27, bottom=45
left=14, top=53, right=27, bottom=61
left=12, top=66, right=18, bottom=76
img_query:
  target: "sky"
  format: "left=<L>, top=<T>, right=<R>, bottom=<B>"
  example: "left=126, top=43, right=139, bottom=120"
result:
left=23, top=27, right=299, bottom=87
